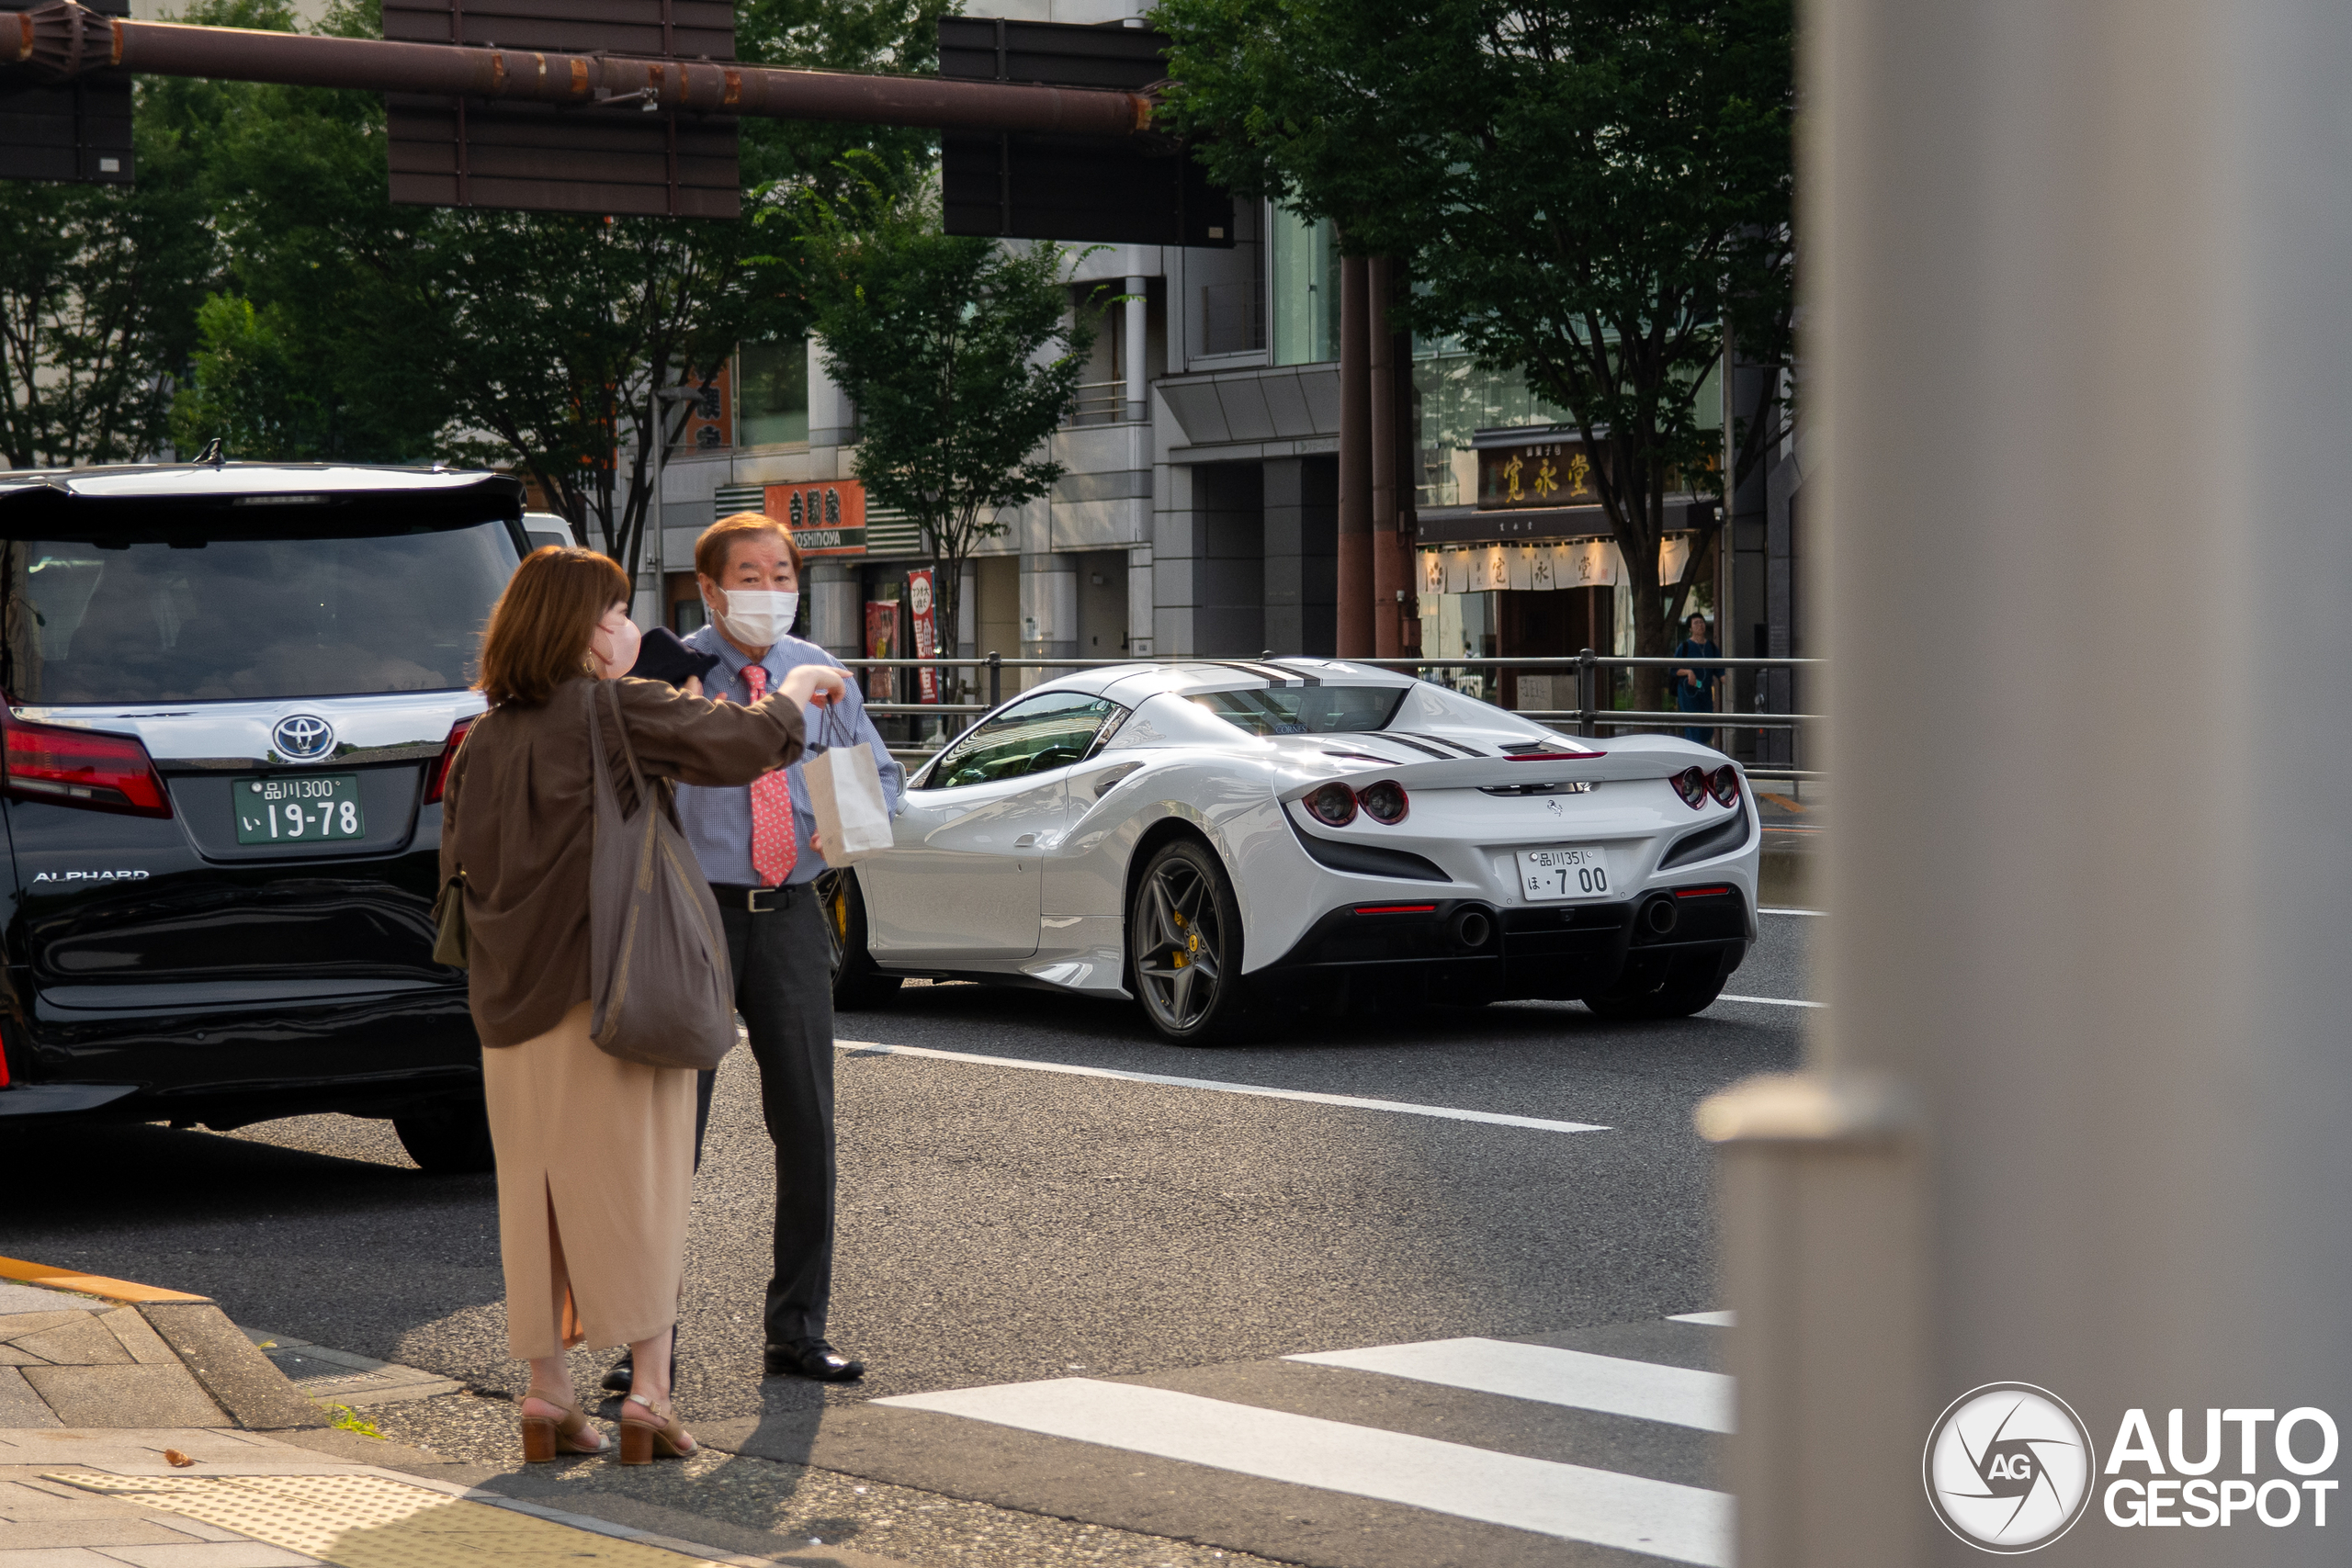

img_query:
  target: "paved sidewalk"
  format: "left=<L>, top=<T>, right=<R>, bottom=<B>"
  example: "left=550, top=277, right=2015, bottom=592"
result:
left=0, top=1425, right=907, bottom=1568
left=0, top=1266, right=905, bottom=1568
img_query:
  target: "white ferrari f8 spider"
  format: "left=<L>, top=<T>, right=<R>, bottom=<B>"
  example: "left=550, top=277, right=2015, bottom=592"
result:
left=821, top=658, right=1760, bottom=1043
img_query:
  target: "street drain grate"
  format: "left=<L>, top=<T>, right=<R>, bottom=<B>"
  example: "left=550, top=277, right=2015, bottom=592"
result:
left=47, top=1471, right=728, bottom=1566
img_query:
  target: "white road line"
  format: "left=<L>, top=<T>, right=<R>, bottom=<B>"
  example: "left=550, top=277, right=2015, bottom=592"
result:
left=875, top=1378, right=1730, bottom=1566
left=1758, top=906, right=1826, bottom=917
left=1668, top=1310, right=1736, bottom=1327
left=833, top=1040, right=1610, bottom=1134
left=1713, top=993, right=1825, bottom=1009
left=1287, top=1337, right=1733, bottom=1433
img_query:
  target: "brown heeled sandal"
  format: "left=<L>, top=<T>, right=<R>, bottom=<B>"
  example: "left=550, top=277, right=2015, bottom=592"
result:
left=616, top=1393, right=695, bottom=1464
left=518, top=1390, right=605, bottom=1462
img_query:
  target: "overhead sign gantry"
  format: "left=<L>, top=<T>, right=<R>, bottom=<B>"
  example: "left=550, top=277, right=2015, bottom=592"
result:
left=0, top=0, right=1228, bottom=242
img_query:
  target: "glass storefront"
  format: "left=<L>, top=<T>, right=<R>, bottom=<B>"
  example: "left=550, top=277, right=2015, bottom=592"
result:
left=737, top=338, right=809, bottom=447
left=1269, top=206, right=1340, bottom=367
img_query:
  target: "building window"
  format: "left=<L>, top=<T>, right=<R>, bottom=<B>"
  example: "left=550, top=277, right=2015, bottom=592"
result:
left=738, top=338, right=808, bottom=447
left=1269, top=206, right=1340, bottom=367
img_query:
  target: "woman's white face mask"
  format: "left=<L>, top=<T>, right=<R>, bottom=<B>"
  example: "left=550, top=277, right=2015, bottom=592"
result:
left=588, top=605, right=640, bottom=680
left=710, top=588, right=797, bottom=649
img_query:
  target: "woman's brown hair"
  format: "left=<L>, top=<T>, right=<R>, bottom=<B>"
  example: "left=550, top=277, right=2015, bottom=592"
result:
left=476, top=546, right=631, bottom=707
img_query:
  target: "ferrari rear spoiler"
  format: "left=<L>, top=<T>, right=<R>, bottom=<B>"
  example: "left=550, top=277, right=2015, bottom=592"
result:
left=1274, top=745, right=1724, bottom=801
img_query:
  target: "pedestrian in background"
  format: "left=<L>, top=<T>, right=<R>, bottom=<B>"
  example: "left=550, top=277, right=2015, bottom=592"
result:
left=441, top=546, right=846, bottom=1463
left=1672, top=613, right=1723, bottom=748
left=601, top=513, right=902, bottom=1395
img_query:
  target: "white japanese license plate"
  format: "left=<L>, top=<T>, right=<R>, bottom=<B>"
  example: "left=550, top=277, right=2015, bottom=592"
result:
left=1520, top=844, right=1613, bottom=902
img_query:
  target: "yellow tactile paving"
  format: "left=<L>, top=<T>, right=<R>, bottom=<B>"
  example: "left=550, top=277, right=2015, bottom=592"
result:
left=47, top=1471, right=729, bottom=1567
left=0, top=1256, right=210, bottom=1304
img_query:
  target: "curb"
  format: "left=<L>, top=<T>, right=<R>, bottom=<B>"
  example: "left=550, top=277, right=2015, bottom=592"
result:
left=0, top=1256, right=322, bottom=1431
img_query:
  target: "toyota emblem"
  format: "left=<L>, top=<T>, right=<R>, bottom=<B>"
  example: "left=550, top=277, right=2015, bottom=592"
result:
left=273, top=715, right=335, bottom=761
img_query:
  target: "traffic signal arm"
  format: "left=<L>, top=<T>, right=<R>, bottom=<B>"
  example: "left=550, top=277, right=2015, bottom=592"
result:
left=4, top=0, right=1156, bottom=137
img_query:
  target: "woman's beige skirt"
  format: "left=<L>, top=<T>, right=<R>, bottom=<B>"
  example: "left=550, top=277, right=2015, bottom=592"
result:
left=481, top=1000, right=697, bottom=1359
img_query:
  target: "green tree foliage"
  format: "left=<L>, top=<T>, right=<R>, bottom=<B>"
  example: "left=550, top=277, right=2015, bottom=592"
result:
left=794, top=167, right=1097, bottom=670
left=0, top=73, right=216, bottom=468
left=1159, top=0, right=1794, bottom=692
left=159, top=0, right=944, bottom=585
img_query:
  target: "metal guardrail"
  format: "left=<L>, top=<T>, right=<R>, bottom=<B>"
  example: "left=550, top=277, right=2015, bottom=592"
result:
left=848, top=649, right=1821, bottom=781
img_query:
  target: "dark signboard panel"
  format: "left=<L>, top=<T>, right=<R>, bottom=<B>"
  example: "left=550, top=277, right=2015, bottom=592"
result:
left=0, top=0, right=132, bottom=186
left=939, top=17, right=1232, bottom=249
left=382, top=0, right=738, bottom=217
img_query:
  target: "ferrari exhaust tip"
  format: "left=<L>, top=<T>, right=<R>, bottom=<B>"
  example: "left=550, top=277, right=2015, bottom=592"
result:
left=1452, top=908, right=1493, bottom=949
left=1641, top=895, right=1679, bottom=936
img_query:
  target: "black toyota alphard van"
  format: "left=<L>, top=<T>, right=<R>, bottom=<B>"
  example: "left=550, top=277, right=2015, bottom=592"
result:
left=0, top=463, right=526, bottom=1170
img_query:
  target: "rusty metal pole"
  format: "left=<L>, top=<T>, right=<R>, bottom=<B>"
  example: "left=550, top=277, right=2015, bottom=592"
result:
left=1336, top=254, right=1373, bottom=660
left=4, top=1, right=1154, bottom=135
left=1368, top=256, right=1407, bottom=660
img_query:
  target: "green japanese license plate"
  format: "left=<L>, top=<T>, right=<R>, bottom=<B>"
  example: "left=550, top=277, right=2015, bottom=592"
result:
left=235, top=773, right=366, bottom=844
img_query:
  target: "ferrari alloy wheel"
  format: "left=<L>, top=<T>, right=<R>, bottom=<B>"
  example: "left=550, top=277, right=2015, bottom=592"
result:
left=1130, top=839, right=1249, bottom=1044
left=818, top=869, right=902, bottom=1011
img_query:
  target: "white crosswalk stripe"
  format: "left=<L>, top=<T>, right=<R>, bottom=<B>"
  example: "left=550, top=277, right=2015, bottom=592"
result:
left=1286, top=1337, right=1735, bottom=1432
left=874, top=1312, right=1739, bottom=1567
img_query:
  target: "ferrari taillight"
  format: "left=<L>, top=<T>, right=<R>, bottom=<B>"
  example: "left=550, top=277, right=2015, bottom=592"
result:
left=1305, top=781, right=1358, bottom=827
left=1359, top=779, right=1409, bottom=825
left=424, top=716, right=475, bottom=805
left=2, top=707, right=171, bottom=818
left=1708, top=764, right=1740, bottom=807
left=1671, top=765, right=1709, bottom=809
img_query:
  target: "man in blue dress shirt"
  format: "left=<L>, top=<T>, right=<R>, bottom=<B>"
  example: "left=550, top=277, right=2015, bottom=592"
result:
left=605, top=511, right=903, bottom=1390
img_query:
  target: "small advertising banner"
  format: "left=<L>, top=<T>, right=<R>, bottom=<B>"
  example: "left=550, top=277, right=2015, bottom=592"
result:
left=906, top=568, right=941, bottom=705
left=863, top=600, right=897, bottom=703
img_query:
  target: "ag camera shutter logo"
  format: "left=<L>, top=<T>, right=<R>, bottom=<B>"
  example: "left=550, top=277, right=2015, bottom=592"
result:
left=1924, top=1383, right=2095, bottom=1552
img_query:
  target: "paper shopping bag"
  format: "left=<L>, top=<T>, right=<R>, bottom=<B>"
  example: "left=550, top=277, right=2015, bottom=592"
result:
left=805, top=739, right=894, bottom=865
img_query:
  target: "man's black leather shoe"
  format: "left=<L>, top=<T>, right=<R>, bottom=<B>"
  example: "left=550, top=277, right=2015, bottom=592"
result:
left=764, top=1339, right=864, bottom=1382
left=600, top=1354, right=634, bottom=1394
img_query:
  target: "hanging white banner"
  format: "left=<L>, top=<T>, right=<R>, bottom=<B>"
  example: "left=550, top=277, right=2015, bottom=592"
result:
left=1444, top=547, right=1471, bottom=593
left=1660, top=534, right=1692, bottom=586
left=1508, top=545, right=1536, bottom=592
left=1529, top=545, right=1558, bottom=592
left=1482, top=544, right=1510, bottom=592
left=1420, top=549, right=1445, bottom=596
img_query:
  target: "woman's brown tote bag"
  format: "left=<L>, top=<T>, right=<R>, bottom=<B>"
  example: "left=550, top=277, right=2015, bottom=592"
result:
left=583, top=681, right=738, bottom=1070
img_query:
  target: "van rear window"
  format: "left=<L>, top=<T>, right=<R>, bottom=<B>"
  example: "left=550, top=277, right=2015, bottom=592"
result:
left=0, top=522, right=518, bottom=704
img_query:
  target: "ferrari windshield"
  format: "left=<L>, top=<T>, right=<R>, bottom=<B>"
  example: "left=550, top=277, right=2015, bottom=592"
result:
left=1192, top=685, right=1408, bottom=737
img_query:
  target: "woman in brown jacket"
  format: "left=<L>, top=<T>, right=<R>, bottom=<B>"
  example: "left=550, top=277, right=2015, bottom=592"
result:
left=439, top=547, right=847, bottom=1463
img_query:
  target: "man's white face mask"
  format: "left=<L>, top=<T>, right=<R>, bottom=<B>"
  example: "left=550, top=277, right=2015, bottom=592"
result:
left=712, top=588, right=797, bottom=649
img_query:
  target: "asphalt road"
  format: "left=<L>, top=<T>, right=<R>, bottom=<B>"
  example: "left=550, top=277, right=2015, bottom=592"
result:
left=0, top=911, right=1816, bottom=1565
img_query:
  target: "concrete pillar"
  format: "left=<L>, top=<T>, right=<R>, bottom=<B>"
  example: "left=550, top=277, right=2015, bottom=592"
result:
left=1704, top=1, right=2352, bottom=1565
left=1336, top=254, right=1373, bottom=657
left=806, top=560, right=862, bottom=661
left=1125, top=276, right=1148, bottom=423
left=1019, top=551, right=1080, bottom=674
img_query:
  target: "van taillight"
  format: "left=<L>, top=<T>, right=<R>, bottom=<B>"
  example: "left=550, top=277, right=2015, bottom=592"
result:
left=424, top=716, right=474, bottom=805
left=2, top=709, right=171, bottom=818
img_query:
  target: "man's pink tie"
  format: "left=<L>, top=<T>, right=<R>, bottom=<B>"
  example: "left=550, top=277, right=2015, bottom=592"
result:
left=741, top=663, right=797, bottom=886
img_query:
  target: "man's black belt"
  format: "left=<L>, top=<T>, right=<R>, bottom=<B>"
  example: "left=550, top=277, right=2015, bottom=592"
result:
left=709, top=883, right=804, bottom=914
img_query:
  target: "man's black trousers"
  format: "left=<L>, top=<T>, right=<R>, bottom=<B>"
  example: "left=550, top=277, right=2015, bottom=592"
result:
left=693, top=889, right=836, bottom=1348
